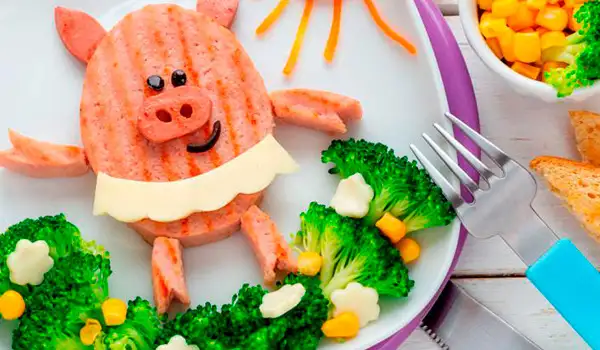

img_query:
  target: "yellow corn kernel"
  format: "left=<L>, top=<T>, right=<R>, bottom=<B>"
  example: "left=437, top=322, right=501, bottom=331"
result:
left=322, top=312, right=361, bottom=339
left=536, top=27, right=549, bottom=35
left=568, top=6, right=583, bottom=32
left=526, top=0, right=547, bottom=10
left=480, top=17, right=509, bottom=38
left=80, top=319, right=102, bottom=346
left=514, top=32, right=541, bottom=63
left=519, top=28, right=535, bottom=33
left=478, top=0, right=493, bottom=10
left=396, top=238, right=421, bottom=264
left=540, top=31, right=566, bottom=50
left=507, top=3, right=537, bottom=31
left=563, top=0, right=585, bottom=8
left=542, top=61, right=568, bottom=82
left=492, top=0, right=519, bottom=18
left=498, top=29, right=517, bottom=62
left=375, top=213, right=407, bottom=244
left=535, top=6, right=568, bottom=31
left=0, top=290, right=25, bottom=320
left=547, top=0, right=560, bottom=3
left=481, top=11, right=492, bottom=23
left=298, top=252, right=323, bottom=276
left=512, top=62, right=541, bottom=80
left=102, top=298, right=128, bottom=326
left=486, top=38, right=504, bottom=59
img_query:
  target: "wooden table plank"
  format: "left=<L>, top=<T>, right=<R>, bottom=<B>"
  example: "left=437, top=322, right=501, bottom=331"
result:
left=439, top=16, right=600, bottom=276
left=400, top=278, right=589, bottom=349
left=433, top=0, right=459, bottom=15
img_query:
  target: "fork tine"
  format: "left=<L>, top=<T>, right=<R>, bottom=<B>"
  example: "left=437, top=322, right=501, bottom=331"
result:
left=444, top=112, right=511, bottom=167
left=410, top=144, right=464, bottom=208
left=422, top=133, right=480, bottom=194
left=433, top=123, right=496, bottom=181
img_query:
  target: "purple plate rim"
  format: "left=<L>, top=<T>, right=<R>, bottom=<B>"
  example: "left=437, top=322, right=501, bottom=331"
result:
left=371, top=0, right=480, bottom=348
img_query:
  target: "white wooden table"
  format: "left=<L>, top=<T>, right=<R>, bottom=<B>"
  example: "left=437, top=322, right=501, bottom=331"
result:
left=401, top=2, right=600, bottom=349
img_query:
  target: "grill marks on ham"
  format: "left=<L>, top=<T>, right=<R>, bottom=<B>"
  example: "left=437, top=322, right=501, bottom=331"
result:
left=270, top=89, right=363, bottom=134
left=241, top=206, right=298, bottom=285
left=0, top=130, right=88, bottom=178
left=152, top=237, right=190, bottom=314
left=79, top=5, right=273, bottom=242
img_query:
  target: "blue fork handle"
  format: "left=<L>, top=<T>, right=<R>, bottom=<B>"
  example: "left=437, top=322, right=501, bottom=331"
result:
left=526, top=238, right=600, bottom=349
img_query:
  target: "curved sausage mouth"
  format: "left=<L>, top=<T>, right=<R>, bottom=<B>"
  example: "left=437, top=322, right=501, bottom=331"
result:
left=187, top=121, right=221, bottom=153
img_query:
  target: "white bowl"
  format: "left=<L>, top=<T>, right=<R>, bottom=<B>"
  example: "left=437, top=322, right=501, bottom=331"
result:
left=458, top=0, right=600, bottom=102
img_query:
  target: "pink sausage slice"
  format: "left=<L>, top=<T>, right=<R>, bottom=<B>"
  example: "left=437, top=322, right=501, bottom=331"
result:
left=152, top=237, right=190, bottom=314
left=270, top=89, right=363, bottom=134
left=241, top=206, right=297, bottom=286
left=0, top=130, right=89, bottom=178
left=55, top=7, right=106, bottom=63
left=196, top=0, right=239, bottom=28
left=139, top=86, right=212, bottom=143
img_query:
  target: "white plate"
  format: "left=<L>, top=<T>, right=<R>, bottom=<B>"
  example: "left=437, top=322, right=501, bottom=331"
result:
left=0, top=0, right=460, bottom=348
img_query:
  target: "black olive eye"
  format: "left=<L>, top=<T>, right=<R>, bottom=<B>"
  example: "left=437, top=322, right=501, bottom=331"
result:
left=171, top=70, right=187, bottom=87
left=147, top=75, right=164, bottom=91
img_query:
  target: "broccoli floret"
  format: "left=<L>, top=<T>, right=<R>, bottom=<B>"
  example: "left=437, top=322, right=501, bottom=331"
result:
left=233, top=274, right=328, bottom=350
left=294, top=203, right=414, bottom=298
left=156, top=275, right=328, bottom=350
left=12, top=251, right=112, bottom=350
left=0, top=214, right=107, bottom=299
left=219, top=284, right=270, bottom=347
left=543, top=0, right=600, bottom=97
left=156, top=302, right=226, bottom=349
left=322, top=139, right=455, bottom=230
left=272, top=274, right=329, bottom=350
left=403, top=186, right=455, bottom=232
left=155, top=284, right=264, bottom=349
left=102, top=297, right=162, bottom=349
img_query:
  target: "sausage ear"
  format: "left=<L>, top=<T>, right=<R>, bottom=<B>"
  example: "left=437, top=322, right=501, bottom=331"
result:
left=196, top=0, right=239, bottom=28
left=55, top=7, right=106, bottom=64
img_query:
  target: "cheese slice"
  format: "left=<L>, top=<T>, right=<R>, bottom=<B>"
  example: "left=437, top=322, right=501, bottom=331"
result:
left=93, top=135, right=299, bottom=223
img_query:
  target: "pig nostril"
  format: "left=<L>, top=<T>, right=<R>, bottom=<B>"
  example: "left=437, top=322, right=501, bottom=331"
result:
left=156, top=109, right=172, bottom=123
left=180, top=104, right=193, bottom=118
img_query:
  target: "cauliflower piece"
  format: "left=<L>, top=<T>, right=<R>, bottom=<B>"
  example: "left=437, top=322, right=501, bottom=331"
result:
left=157, top=335, right=199, bottom=350
left=331, top=282, right=380, bottom=327
left=259, top=283, right=306, bottom=318
left=330, top=173, right=374, bottom=218
left=7, top=239, right=54, bottom=286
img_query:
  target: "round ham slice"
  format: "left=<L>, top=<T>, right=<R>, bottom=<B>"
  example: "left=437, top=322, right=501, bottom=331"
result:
left=80, top=4, right=274, bottom=246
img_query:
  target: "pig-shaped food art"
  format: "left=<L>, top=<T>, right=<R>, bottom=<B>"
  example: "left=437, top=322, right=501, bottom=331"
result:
left=0, top=0, right=362, bottom=314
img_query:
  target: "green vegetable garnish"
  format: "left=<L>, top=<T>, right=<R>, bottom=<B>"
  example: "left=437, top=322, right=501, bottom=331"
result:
left=293, top=202, right=415, bottom=298
left=543, top=0, right=600, bottom=97
left=156, top=274, right=328, bottom=350
left=321, top=138, right=455, bottom=230
left=0, top=214, right=107, bottom=299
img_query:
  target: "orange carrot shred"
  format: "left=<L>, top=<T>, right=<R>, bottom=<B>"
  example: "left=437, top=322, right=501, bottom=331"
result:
left=324, top=0, right=343, bottom=62
left=363, top=0, right=417, bottom=55
left=283, top=0, right=314, bottom=76
left=256, top=0, right=291, bottom=35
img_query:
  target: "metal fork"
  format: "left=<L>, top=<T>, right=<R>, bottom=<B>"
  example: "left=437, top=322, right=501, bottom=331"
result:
left=411, top=112, right=600, bottom=350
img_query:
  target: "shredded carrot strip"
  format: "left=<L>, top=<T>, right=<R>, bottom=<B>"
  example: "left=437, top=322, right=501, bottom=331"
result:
left=283, top=0, right=315, bottom=76
left=324, top=0, right=343, bottom=62
left=363, top=0, right=417, bottom=55
left=256, top=0, right=291, bottom=35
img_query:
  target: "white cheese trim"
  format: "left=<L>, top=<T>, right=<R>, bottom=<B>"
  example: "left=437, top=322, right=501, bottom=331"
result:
left=260, top=283, right=306, bottom=319
left=7, top=239, right=54, bottom=286
left=331, top=282, right=380, bottom=328
left=93, top=135, right=299, bottom=223
left=156, top=335, right=199, bottom=350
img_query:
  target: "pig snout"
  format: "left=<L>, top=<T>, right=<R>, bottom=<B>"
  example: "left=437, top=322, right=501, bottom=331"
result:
left=138, top=86, right=212, bottom=143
